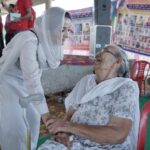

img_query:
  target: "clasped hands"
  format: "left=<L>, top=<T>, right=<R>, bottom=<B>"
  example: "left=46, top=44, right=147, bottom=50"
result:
left=45, top=118, right=73, bottom=147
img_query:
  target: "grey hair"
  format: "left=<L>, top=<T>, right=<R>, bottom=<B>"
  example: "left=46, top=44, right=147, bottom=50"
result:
left=112, top=45, right=129, bottom=78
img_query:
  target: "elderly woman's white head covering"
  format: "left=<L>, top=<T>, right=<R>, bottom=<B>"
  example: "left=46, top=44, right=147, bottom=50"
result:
left=0, top=7, right=66, bottom=78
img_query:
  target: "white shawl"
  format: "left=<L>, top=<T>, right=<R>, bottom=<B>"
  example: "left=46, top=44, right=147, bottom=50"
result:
left=65, top=74, right=138, bottom=110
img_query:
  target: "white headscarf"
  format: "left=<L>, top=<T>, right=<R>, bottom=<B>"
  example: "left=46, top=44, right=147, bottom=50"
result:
left=0, top=7, right=66, bottom=78
left=34, top=7, right=66, bottom=68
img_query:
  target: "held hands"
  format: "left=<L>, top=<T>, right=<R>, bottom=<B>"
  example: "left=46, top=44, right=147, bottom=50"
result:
left=46, top=119, right=70, bottom=134
left=45, top=118, right=73, bottom=147
left=53, top=133, right=72, bottom=148
left=42, top=113, right=73, bottom=147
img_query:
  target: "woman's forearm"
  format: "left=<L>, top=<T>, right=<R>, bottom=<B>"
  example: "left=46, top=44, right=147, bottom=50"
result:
left=48, top=116, right=131, bottom=145
left=67, top=120, right=131, bottom=144
left=20, top=7, right=32, bottom=20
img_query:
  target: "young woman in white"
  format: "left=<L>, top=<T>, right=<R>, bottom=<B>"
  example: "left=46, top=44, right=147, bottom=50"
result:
left=0, top=7, right=72, bottom=150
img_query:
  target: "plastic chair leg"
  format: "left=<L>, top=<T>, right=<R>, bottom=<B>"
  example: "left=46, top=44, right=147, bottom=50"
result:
left=144, top=81, right=145, bottom=95
left=138, top=80, right=143, bottom=96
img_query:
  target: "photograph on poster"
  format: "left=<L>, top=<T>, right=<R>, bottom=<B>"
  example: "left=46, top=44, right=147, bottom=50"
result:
left=114, top=6, right=150, bottom=55
left=63, top=7, right=93, bottom=56
left=114, top=0, right=150, bottom=57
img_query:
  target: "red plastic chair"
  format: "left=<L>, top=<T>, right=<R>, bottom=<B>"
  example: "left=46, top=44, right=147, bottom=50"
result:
left=137, top=101, right=150, bottom=150
left=131, top=60, right=150, bottom=96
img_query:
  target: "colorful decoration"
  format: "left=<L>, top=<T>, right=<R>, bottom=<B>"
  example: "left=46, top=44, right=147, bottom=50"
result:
left=114, top=0, right=150, bottom=56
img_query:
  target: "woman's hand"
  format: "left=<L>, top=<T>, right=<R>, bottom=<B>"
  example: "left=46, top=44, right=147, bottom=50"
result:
left=41, top=113, right=56, bottom=128
left=47, top=119, right=71, bottom=134
left=46, top=118, right=73, bottom=147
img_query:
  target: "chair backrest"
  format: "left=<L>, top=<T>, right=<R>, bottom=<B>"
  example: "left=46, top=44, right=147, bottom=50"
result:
left=131, top=60, right=150, bottom=81
left=137, top=101, right=150, bottom=150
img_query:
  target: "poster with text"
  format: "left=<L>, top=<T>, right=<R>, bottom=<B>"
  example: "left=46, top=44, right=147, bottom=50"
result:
left=114, top=0, right=150, bottom=56
left=64, top=7, right=94, bottom=56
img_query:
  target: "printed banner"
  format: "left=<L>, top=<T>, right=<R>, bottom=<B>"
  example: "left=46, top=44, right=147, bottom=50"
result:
left=114, top=1, right=150, bottom=56
left=126, top=0, right=150, bottom=10
left=64, top=7, right=93, bottom=56
left=126, top=0, right=150, bottom=4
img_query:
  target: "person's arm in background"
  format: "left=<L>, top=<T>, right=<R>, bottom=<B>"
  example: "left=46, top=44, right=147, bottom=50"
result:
left=19, top=7, right=32, bottom=21
left=13, top=0, right=32, bottom=22
left=20, top=0, right=33, bottom=20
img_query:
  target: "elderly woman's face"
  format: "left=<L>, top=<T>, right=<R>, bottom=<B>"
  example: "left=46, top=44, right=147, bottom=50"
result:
left=61, top=18, right=72, bottom=44
left=94, top=47, right=119, bottom=78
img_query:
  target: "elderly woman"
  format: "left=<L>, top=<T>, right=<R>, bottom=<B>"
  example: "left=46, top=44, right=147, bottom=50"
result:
left=39, top=45, right=140, bottom=150
left=0, top=7, right=72, bottom=150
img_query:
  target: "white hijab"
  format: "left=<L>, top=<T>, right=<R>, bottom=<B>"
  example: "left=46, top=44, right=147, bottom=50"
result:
left=34, top=7, right=66, bottom=68
left=0, top=7, right=66, bottom=78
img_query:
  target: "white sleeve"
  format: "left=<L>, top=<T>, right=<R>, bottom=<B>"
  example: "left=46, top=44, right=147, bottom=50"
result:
left=20, top=39, right=49, bottom=115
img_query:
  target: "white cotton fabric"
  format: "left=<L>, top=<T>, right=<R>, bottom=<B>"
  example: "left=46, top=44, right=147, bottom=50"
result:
left=65, top=75, right=138, bottom=109
left=0, top=7, right=66, bottom=150
left=39, top=74, right=140, bottom=150
left=0, top=32, right=45, bottom=150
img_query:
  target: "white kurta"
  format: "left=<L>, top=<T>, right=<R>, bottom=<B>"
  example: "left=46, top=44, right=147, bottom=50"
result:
left=0, top=31, right=49, bottom=150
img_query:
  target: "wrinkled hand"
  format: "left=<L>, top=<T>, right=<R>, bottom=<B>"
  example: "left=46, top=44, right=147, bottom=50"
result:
left=53, top=132, right=72, bottom=147
left=48, top=119, right=70, bottom=134
left=41, top=113, right=56, bottom=129
left=45, top=118, right=56, bottom=128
